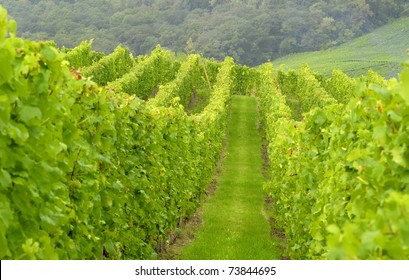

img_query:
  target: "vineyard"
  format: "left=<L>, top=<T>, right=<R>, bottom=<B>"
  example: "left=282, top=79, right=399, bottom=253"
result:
left=1, top=6, right=409, bottom=260
left=273, top=16, right=409, bottom=79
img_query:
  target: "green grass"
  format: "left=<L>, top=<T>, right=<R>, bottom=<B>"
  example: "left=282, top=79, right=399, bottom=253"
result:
left=180, top=95, right=279, bottom=260
left=273, top=17, right=409, bottom=78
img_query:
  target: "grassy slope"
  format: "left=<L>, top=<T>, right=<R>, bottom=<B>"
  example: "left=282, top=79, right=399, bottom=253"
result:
left=273, top=17, right=409, bottom=78
left=180, top=96, right=279, bottom=260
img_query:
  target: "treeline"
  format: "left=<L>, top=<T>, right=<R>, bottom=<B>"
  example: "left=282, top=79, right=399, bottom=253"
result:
left=1, top=0, right=408, bottom=66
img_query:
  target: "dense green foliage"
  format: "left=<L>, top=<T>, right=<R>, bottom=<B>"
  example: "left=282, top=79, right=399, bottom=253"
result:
left=276, top=65, right=337, bottom=120
left=320, top=70, right=357, bottom=104
left=80, top=45, right=134, bottom=85
left=258, top=60, right=409, bottom=259
left=232, top=65, right=259, bottom=96
left=0, top=7, right=233, bottom=259
left=2, top=4, right=409, bottom=260
left=1, top=0, right=408, bottom=66
left=107, top=46, right=181, bottom=100
left=63, top=40, right=104, bottom=69
left=149, top=54, right=202, bottom=108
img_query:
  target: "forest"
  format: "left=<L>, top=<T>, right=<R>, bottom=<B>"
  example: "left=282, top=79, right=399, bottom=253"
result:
left=1, top=0, right=408, bottom=66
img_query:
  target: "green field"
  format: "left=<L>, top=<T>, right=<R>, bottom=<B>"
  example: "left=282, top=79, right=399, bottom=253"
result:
left=273, top=17, right=409, bottom=78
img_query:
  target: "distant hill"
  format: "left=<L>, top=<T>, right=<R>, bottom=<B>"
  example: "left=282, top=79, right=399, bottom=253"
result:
left=273, top=17, right=409, bottom=78
left=1, top=0, right=408, bottom=67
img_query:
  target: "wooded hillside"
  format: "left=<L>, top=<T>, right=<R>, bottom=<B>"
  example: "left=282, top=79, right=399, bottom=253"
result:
left=1, top=0, right=408, bottom=65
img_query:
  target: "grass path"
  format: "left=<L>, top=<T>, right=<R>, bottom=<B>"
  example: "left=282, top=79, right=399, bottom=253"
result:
left=180, top=95, right=279, bottom=259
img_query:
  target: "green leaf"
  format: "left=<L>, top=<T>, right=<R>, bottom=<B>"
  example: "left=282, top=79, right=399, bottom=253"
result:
left=0, top=95, right=11, bottom=122
left=398, top=67, right=409, bottom=105
left=313, top=110, right=326, bottom=126
left=0, top=231, right=9, bottom=259
left=391, top=146, right=407, bottom=167
left=0, top=48, right=14, bottom=85
left=8, top=19, right=16, bottom=37
left=387, top=110, right=402, bottom=122
left=0, top=197, right=13, bottom=230
left=361, top=230, right=380, bottom=247
left=40, top=204, right=66, bottom=229
left=22, top=238, right=40, bottom=257
left=7, top=123, right=29, bottom=144
left=41, top=46, right=58, bottom=63
left=0, top=7, right=7, bottom=40
left=326, top=224, right=340, bottom=236
left=0, top=169, right=11, bottom=190
left=35, top=71, right=51, bottom=94
left=19, top=106, right=42, bottom=124
left=104, top=240, right=117, bottom=256
left=346, top=148, right=362, bottom=162
left=373, top=125, right=387, bottom=146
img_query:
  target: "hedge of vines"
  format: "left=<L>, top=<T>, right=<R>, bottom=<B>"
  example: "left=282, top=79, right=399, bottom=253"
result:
left=258, top=62, right=409, bottom=259
left=0, top=8, right=234, bottom=259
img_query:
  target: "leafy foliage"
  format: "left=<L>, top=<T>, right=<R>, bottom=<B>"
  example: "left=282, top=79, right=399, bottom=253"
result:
left=260, top=58, right=409, bottom=259
left=320, top=70, right=357, bottom=104
left=107, top=45, right=181, bottom=100
left=81, top=45, right=134, bottom=86
left=277, top=66, right=337, bottom=120
left=2, top=4, right=409, bottom=261
left=0, top=7, right=234, bottom=259
left=232, top=65, right=259, bottom=96
left=148, top=54, right=220, bottom=112
left=64, top=40, right=104, bottom=69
